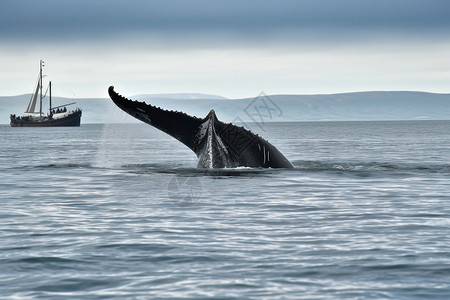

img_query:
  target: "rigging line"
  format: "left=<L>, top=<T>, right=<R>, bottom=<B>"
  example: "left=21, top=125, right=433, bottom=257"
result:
left=29, top=73, right=40, bottom=101
left=26, top=73, right=42, bottom=113
left=43, top=85, right=49, bottom=100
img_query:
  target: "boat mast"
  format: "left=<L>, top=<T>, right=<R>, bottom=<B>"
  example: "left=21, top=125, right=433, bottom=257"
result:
left=39, top=60, right=43, bottom=118
left=49, top=81, right=52, bottom=113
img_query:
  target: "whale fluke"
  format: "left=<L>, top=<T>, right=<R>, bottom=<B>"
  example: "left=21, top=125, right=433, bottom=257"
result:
left=108, top=86, right=293, bottom=169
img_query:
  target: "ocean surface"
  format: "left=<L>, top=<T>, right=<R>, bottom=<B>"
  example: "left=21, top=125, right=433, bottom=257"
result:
left=1, top=121, right=449, bottom=299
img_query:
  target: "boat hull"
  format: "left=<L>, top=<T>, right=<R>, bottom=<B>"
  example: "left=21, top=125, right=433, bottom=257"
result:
left=10, top=110, right=82, bottom=127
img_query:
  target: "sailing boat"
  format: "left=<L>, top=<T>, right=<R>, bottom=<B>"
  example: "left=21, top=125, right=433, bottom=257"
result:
left=10, top=60, right=82, bottom=127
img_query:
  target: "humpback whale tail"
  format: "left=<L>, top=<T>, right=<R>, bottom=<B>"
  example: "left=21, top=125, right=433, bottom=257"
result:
left=108, top=86, right=293, bottom=169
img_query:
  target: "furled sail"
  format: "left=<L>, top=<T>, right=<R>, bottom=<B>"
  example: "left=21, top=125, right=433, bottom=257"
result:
left=25, top=80, right=40, bottom=113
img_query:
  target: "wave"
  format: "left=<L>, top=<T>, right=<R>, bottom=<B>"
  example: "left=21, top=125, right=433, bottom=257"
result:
left=9, top=160, right=450, bottom=179
left=6, top=163, right=92, bottom=171
left=291, top=160, right=450, bottom=176
left=113, top=160, right=450, bottom=178
left=119, top=163, right=277, bottom=177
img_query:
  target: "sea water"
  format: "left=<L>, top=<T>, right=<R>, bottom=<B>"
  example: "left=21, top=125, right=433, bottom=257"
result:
left=1, top=121, right=449, bottom=299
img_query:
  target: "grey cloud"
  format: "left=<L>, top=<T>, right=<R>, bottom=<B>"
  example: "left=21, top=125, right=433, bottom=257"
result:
left=1, top=0, right=449, bottom=44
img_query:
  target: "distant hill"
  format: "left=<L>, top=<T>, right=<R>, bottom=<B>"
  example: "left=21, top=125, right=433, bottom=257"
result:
left=1, top=91, right=449, bottom=124
left=133, top=93, right=227, bottom=101
left=261, top=91, right=450, bottom=121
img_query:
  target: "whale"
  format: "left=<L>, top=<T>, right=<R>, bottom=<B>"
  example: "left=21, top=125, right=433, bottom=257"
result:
left=108, top=86, right=294, bottom=169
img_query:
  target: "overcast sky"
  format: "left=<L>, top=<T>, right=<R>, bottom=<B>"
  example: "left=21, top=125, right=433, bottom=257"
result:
left=1, top=0, right=449, bottom=98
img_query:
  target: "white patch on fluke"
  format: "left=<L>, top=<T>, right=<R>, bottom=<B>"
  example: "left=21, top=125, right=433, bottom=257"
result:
left=263, top=146, right=266, bottom=165
left=196, top=116, right=232, bottom=168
